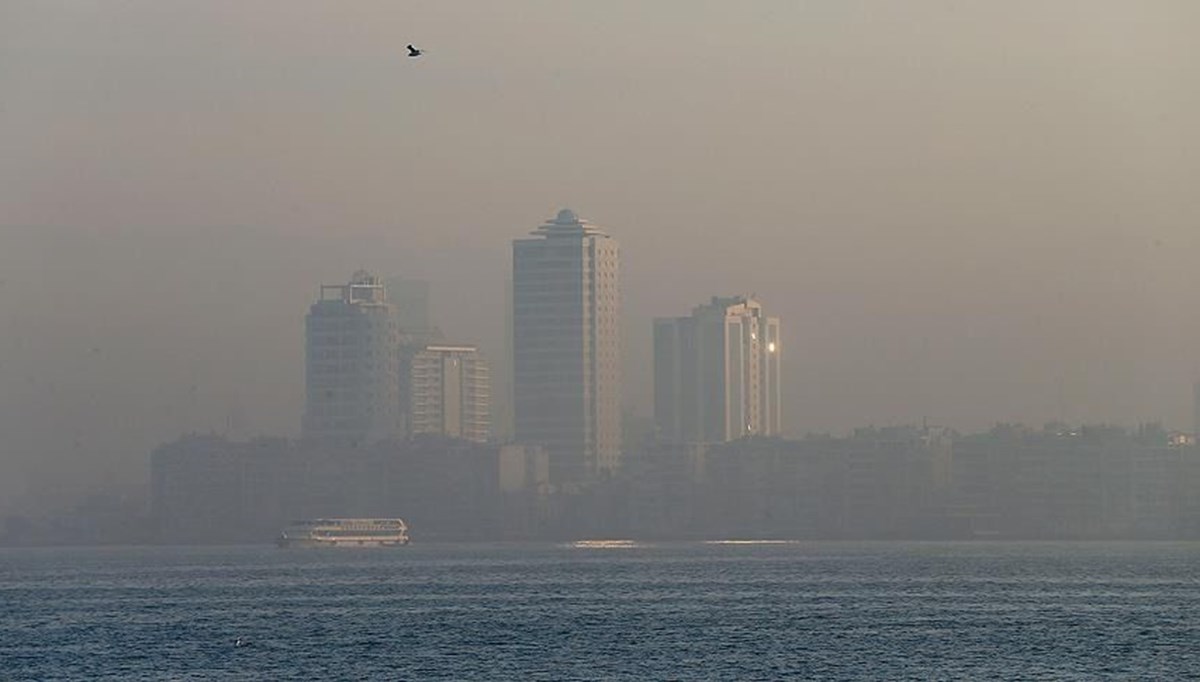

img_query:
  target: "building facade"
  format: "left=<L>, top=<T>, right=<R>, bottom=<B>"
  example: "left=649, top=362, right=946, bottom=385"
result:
left=1193, top=380, right=1200, bottom=439
left=303, top=270, right=401, bottom=445
left=512, top=208, right=621, bottom=483
left=654, top=295, right=781, bottom=443
left=384, top=275, right=440, bottom=343
left=400, top=344, right=491, bottom=443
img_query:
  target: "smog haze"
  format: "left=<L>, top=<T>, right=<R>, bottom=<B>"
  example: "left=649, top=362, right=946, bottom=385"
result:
left=2, top=1, right=1199, bottom=510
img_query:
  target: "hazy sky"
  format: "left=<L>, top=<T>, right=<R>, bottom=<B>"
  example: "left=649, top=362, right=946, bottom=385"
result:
left=3, top=1, right=1199, bottom=510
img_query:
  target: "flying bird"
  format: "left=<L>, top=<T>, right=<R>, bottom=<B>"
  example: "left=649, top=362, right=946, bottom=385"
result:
left=407, top=44, right=422, bottom=58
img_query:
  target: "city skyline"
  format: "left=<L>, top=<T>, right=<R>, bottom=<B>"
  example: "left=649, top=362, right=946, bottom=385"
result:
left=4, top=1, right=1199, bottom=509
left=6, top=4, right=1200, bottom=678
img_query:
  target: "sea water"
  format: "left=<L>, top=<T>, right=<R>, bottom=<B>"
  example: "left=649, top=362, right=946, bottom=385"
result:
left=2, top=542, right=1198, bottom=680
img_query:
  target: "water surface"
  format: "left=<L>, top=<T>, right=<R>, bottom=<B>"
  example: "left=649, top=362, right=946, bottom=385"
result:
left=2, top=542, right=1198, bottom=680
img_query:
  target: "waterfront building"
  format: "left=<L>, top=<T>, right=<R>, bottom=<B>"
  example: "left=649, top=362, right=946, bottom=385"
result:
left=512, top=209, right=622, bottom=482
left=400, top=344, right=490, bottom=443
left=303, top=271, right=401, bottom=445
left=654, top=295, right=781, bottom=443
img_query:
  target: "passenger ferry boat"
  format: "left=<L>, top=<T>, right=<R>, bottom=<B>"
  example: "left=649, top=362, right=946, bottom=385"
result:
left=276, top=518, right=410, bottom=548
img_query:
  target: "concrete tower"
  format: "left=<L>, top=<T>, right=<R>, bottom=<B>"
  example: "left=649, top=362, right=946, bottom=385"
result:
left=1193, top=380, right=1200, bottom=438
left=303, top=270, right=400, bottom=446
left=512, top=209, right=621, bottom=483
left=383, top=275, right=440, bottom=343
left=400, top=344, right=491, bottom=443
left=654, top=295, right=781, bottom=443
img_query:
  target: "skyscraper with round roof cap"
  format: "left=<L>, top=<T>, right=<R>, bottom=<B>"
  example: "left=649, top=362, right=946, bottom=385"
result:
left=512, top=208, right=621, bottom=484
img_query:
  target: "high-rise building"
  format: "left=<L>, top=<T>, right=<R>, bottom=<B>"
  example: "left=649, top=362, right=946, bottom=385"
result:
left=512, top=208, right=621, bottom=483
left=1194, top=380, right=1200, bottom=438
left=383, top=275, right=439, bottom=341
left=491, top=276, right=516, bottom=442
left=654, top=295, right=781, bottom=443
left=400, top=344, right=491, bottom=443
left=303, top=270, right=401, bottom=445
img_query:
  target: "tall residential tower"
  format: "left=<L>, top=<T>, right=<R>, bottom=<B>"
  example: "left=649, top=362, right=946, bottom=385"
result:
left=512, top=209, right=621, bottom=483
left=303, top=271, right=401, bottom=445
left=654, top=295, right=781, bottom=443
left=400, top=344, right=491, bottom=443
